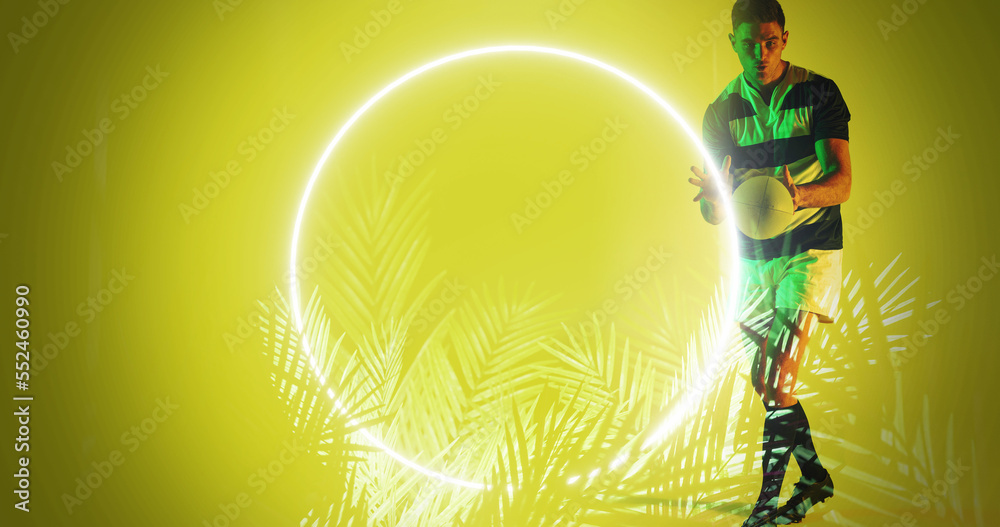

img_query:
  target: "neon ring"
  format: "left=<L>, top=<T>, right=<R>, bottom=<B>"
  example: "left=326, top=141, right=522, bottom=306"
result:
left=289, top=44, right=740, bottom=489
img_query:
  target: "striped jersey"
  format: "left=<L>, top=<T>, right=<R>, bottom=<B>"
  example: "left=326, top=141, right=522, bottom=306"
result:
left=702, top=61, right=851, bottom=259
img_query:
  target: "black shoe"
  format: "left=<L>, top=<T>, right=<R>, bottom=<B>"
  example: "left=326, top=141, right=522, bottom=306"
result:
left=774, top=470, right=834, bottom=523
left=740, top=502, right=778, bottom=527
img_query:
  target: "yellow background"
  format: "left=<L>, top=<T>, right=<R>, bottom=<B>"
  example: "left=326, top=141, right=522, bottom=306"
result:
left=1, top=0, right=997, bottom=525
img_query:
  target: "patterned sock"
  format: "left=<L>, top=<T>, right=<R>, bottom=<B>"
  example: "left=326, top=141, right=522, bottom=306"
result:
left=754, top=403, right=799, bottom=510
left=788, top=401, right=827, bottom=483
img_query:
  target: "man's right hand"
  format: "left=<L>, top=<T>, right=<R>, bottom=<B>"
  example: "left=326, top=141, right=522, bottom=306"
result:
left=688, top=155, right=733, bottom=225
left=688, top=154, right=733, bottom=206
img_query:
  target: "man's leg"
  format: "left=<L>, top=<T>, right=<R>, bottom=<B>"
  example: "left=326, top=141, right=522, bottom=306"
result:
left=774, top=249, right=841, bottom=497
left=742, top=307, right=819, bottom=526
left=755, top=307, right=818, bottom=408
left=763, top=307, right=828, bottom=477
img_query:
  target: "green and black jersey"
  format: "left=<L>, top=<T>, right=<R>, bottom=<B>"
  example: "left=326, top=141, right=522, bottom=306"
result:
left=702, top=62, right=851, bottom=260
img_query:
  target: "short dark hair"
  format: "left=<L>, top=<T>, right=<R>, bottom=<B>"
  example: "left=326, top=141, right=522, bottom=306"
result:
left=732, top=0, right=785, bottom=32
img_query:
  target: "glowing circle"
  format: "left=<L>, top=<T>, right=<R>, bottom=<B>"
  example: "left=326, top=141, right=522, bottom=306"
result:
left=289, top=44, right=740, bottom=490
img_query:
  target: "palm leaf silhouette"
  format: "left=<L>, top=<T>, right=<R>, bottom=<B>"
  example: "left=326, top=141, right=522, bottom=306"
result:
left=255, top=284, right=382, bottom=526
left=255, top=145, right=980, bottom=527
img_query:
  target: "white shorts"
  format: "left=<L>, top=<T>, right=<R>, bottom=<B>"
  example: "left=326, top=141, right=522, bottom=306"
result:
left=736, top=248, right=843, bottom=326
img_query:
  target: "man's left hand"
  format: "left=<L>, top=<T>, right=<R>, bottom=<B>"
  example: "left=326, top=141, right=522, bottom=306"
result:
left=781, top=165, right=800, bottom=210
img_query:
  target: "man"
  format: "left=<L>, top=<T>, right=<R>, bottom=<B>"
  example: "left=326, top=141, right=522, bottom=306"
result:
left=686, top=1, right=851, bottom=525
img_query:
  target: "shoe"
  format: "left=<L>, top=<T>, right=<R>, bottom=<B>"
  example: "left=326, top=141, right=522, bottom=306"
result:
left=740, top=502, right=778, bottom=527
left=774, top=470, right=834, bottom=523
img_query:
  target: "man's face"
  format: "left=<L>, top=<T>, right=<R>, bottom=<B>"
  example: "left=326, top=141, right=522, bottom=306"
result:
left=729, top=21, right=788, bottom=87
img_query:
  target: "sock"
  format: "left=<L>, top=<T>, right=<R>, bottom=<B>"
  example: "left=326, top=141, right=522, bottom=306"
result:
left=787, top=401, right=827, bottom=483
left=754, top=403, right=799, bottom=510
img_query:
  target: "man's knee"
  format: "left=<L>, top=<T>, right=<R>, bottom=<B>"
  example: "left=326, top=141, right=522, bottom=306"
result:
left=738, top=316, right=770, bottom=346
left=768, top=308, right=817, bottom=351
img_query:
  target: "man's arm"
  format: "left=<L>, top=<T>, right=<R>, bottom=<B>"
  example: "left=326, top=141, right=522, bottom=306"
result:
left=784, top=138, right=852, bottom=210
left=788, top=75, right=853, bottom=210
left=695, top=104, right=733, bottom=224
left=698, top=158, right=730, bottom=224
left=700, top=194, right=725, bottom=224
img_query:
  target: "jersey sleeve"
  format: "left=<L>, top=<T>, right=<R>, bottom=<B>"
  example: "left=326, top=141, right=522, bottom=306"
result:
left=813, top=77, right=851, bottom=142
left=701, top=103, right=732, bottom=170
